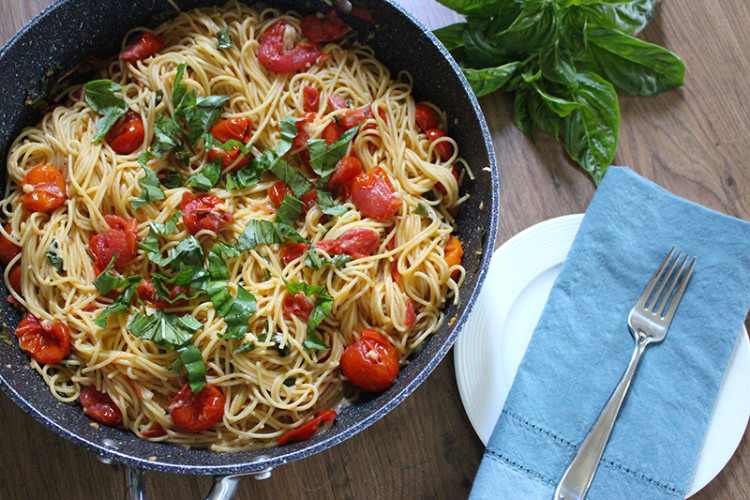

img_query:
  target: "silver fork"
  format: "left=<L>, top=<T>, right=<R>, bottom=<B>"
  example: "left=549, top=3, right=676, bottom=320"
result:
left=554, top=248, right=696, bottom=500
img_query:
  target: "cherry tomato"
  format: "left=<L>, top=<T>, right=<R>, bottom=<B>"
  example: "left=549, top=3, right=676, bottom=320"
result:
left=268, top=182, right=317, bottom=212
left=181, top=191, right=234, bottom=235
left=258, top=20, right=329, bottom=74
left=8, top=264, right=22, bottom=297
left=0, top=223, right=21, bottom=264
left=404, top=297, right=416, bottom=330
left=79, top=385, right=123, bottom=427
left=327, top=94, right=348, bottom=111
left=137, top=279, right=189, bottom=310
left=435, top=167, right=460, bottom=196
left=340, top=329, right=399, bottom=392
left=206, top=117, right=253, bottom=171
left=279, top=242, right=309, bottom=265
left=278, top=410, right=337, bottom=445
left=388, top=235, right=400, bottom=284
left=14, top=314, right=70, bottom=364
left=444, top=235, right=463, bottom=280
left=168, top=383, right=226, bottom=432
left=327, top=95, right=372, bottom=131
left=414, top=103, right=441, bottom=132
left=302, top=85, right=320, bottom=112
left=292, top=112, right=316, bottom=150
left=282, top=292, right=313, bottom=320
left=119, top=32, right=165, bottom=63
left=106, top=110, right=144, bottom=154
left=19, top=165, right=66, bottom=213
left=322, top=120, right=343, bottom=145
left=328, top=156, right=363, bottom=193
left=89, top=215, right=139, bottom=269
left=301, top=10, right=351, bottom=43
left=141, top=423, right=167, bottom=437
left=425, top=128, right=454, bottom=162
left=314, top=228, right=380, bottom=259
left=350, top=167, right=403, bottom=221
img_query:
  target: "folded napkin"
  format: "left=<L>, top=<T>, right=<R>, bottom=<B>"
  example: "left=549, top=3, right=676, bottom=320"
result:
left=470, top=167, right=750, bottom=500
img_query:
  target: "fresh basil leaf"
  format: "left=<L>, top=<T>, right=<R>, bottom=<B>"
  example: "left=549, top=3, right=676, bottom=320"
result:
left=315, top=188, right=347, bottom=217
left=84, top=79, right=128, bottom=142
left=582, top=0, right=656, bottom=35
left=151, top=113, right=183, bottom=158
left=226, top=148, right=274, bottom=190
left=217, top=26, right=234, bottom=49
left=162, top=170, right=185, bottom=189
left=207, top=280, right=234, bottom=316
left=235, top=220, right=305, bottom=250
left=304, top=247, right=325, bottom=270
left=331, top=254, right=352, bottom=268
left=277, top=115, right=303, bottom=157
left=94, top=278, right=141, bottom=328
left=128, top=309, right=202, bottom=349
left=203, top=132, right=252, bottom=154
left=235, top=341, right=256, bottom=354
left=283, top=279, right=328, bottom=298
left=435, top=0, right=513, bottom=17
left=187, top=157, right=222, bottom=191
left=303, top=329, right=328, bottom=351
left=307, top=126, right=359, bottom=180
left=174, top=343, right=207, bottom=393
left=46, top=242, right=64, bottom=273
left=283, top=377, right=296, bottom=386
left=172, top=63, right=188, bottom=109
left=562, top=71, right=619, bottom=185
left=222, top=286, right=257, bottom=339
left=269, top=159, right=314, bottom=198
left=432, top=22, right=468, bottom=52
left=131, top=166, right=166, bottom=209
left=532, top=84, right=580, bottom=118
left=276, top=194, right=304, bottom=227
left=149, top=211, right=182, bottom=235
left=462, top=62, right=523, bottom=97
left=307, top=295, right=333, bottom=338
left=184, top=95, right=230, bottom=145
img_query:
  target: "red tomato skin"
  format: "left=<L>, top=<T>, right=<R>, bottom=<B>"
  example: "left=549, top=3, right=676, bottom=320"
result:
left=19, top=165, right=66, bottom=213
left=79, top=385, right=123, bottom=427
left=278, top=410, right=337, bottom=445
left=89, top=215, right=139, bottom=269
left=119, top=32, right=165, bottom=63
left=435, top=168, right=460, bottom=196
left=207, top=117, right=253, bottom=171
left=181, top=192, right=234, bottom=235
left=415, top=103, right=441, bottom=132
left=106, top=110, right=145, bottom=154
left=168, top=383, right=226, bottom=433
left=322, top=121, right=343, bottom=145
left=404, top=297, right=416, bottom=330
left=314, top=228, right=380, bottom=259
left=301, top=10, right=351, bottom=43
left=14, top=314, right=71, bottom=364
left=328, top=156, right=363, bottom=190
left=0, top=223, right=21, bottom=265
left=350, top=167, right=403, bottom=221
left=339, top=105, right=371, bottom=130
left=340, top=329, right=399, bottom=392
left=280, top=242, right=309, bottom=265
left=302, top=86, right=320, bottom=112
left=327, top=94, right=347, bottom=111
left=425, top=128, right=454, bottom=162
left=258, top=20, right=329, bottom=74
left=8, top=264, right=22, bottom=296
left=141, top=423, right=167, bottom=437
left=268, top=182, right=317, bottom=212
left=282, top=292, right=314, bottom=321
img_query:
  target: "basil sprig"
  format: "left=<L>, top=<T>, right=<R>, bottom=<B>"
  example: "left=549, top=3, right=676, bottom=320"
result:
left=84, top=79, right=128, bottom=142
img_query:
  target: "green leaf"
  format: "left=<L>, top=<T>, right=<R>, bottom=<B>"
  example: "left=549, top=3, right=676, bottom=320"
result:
left=284, top=279, right=329, bottom=298
left=307, top=295, right=333, bottom=339
left=148, top=210, right=182, bottom=235
left=269, top=159, right=314, bottom=198
left=433, top=22, right=468, bottom=52
left=235, top=341, right=256, bottom=353
left=303, top=329, right=328, bottom=351
left=46, top=242, right=64, bottom=273
left=307, top=125, right=358, bottom=180
left=128, top=310, right=203, bottom=349
left=562, top=71, right=619, bottom=184
left=84, top=79, right=128, bottom=142
left=173, top=343, right=207, bottom=393
left=94, top=278, right=141, bottom=328
left=235, top=220, right=305, bottom=250
left=221, top=286, right=257, bottom=339
left=226, top=148, right=274, bottom=190
left=532, top=84, right=581, bottom=117
left=131, top=166, right=166, bottom=209
left=276, top=194, right=305, bottom=227
left=187, top=157, right=222, bottom=191
left=581, top=0, right=656, bottom=35
left=435, top=0, right=514, bottom=17
left=217, top=26, right=234, bottom=49
left=315, top=188, right=347, bottom=217
left=150, top=113, right=183, bottom=159
left=277, top=115, right=303, bottom=157
left=581, top=23, right=684, bottom=96
left=462, top=62, right=523, bottom=97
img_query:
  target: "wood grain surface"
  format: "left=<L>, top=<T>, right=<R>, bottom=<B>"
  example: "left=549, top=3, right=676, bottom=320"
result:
left=1, top=1, right=749, bottom=499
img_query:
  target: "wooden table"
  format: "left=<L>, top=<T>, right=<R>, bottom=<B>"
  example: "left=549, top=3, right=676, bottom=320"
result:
left=1, top=1, right=749, bottom=498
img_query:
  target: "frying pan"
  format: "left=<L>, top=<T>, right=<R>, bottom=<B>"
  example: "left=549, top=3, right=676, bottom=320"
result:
left=0, top=0, right=498, bottom=498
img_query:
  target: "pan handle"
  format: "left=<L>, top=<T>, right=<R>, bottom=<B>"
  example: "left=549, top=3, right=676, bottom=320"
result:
left=126, top=466, right=147, bottom=500
left=205, top=475, right=243, bottom=500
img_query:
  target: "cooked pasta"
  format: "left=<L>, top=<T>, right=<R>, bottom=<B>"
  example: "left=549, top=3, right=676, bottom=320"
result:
left=0, top=1, right=466, bottom=451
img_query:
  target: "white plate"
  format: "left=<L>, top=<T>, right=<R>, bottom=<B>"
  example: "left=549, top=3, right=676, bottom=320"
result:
left=454, top=214, right=750, bottom=497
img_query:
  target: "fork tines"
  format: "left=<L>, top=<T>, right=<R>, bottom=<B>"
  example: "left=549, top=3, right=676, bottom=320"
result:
left=640, top=248, right=696, bottom=319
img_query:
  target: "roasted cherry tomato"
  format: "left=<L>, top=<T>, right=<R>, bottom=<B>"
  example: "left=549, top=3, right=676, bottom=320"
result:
left=106, top=110, right=145, bottom=154
left=301, top=10, right=351, bottom=43
left=136, top=279, right=188, bottom=310
left=328, top=156, right=363, bottom=196
left=181, top=191, right=234, bottom=235
left=340, top=329, right=399, bottom=392
left=321, top=120, right=343, bottom=145
left=444, top=235, right=463, bottom=280
left=140, top=423, right=168, bottom=437
left=206, top=117, right=253, bottom=171
left=414, top=103, right=442, bottom=132
left=8, top=264, right=22, bottom=297
left=302, top=85, right=320, bottom=112
left=14, top=314, right=70, bottom=364
left=435, top=167, right=460, bottom=196
left=327, top=95, right=372, bottom=131
left=404, top=297, right=416, bottom=330
left=79, top=385, right=123, bottom=427
left=19, top=165, right=66, bottom=213
left=0, top=223, right=21, bottom=265
left=168, top=383, right=226, bottom=433
left=268, top=182, right=317, bottom=212
left=258, top=20, right=329, bottom=74
left=350, top=167, right=402, bottom=221
left=314, top=228, right=380, bottom=259
left=89, top=215, right=139, bottom=269
left=119, top=32, right=165, bottom=63
left=279, top=242, right=309, bottom=265
left=425, top=128, right=454, bottom=162
left=278, top=410, right=337, bottom=445
left=282, top=292, right=313, bottom=321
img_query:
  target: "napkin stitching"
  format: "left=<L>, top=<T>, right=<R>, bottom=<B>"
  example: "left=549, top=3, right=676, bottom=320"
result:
left=483, top=448, right=556, bottom=487
left=503, top=409, right=682, bottom=496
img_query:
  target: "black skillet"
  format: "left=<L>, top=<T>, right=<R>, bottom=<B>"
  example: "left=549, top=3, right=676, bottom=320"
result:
left=0, top=0, right=498, bottom=498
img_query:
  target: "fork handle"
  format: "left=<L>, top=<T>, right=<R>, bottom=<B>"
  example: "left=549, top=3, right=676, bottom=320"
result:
left=554, top=334, right=649, bottom=500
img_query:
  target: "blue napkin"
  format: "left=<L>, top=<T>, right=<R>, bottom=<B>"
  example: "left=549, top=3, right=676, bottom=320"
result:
left=470, top=167, right=750, bottom=500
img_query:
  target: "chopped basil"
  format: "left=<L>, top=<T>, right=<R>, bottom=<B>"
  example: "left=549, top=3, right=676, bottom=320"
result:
left=187, top=157, right=222, bottom=191
left=172, top=343, right=207, bottom=393
left=235, top=341, right=256, bottom=354
left=46, top=242, right=64, bottom=273
left=308, top=126, right=359, bottom=180
left=414, top=203, right=430, bottom=217
left=128, top=309, right=202, bottom=349
left=269, top=159, right=314, bottom=198
left=217, top=26, right=234, bottom=49
left=83, top=79, right=128, bottom=142
left=283, top=279, right=332, bottom=350
left=283, top=377, right=296, bottom=387
left=275, top=194, right=304, bottom=227
left=220, top=286, right=257, bottom=339
left=276, top=115, right=303, bottom=157
left=315, top=188, right=348, bottom=217
left=131, top=165, right=166, bottom=209
left=94, top=277, right=141, bottom=328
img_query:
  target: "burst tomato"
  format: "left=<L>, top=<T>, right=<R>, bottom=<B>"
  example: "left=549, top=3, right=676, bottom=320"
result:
left=350, top=167, right=402, bottom=221
left=8, top=264, right=22, bottom=296
left=168, top=383, right=226, bottom=433
left=302, top=85, right=320, bottom=112
left=14, top=314, right=70, bottom=364
left=328, top=156, right=363, bottom=196
left=404, top=297, right=416, bottom=330
left=340, top=329, right=399, bottom=392
left=268, top=182, right=317, bottom=211
left=301, top=10, right=351, bottom=43
left=278, top=410, right=337, bottom=445
left=79, top=385, right=123, bottom=426
left=19, top=165, right=67, bottom=213
left=206, top=117, right=253, bottom=171
left=415, top=103, right=441, bottom=132
left=282, top=292, right=313, bottom=321
left=321, top=120, right=343, bottom=145
left=106, top=110, right=145, bottom=154
left=258, top=20, right=329, bottom=74
left=0, top=223, right=21, bottom=264
left=119, top=32, right=165, bottom=63
left=425, top=128, right=454, bottom=162
left=444, top=235, right=463, bottom=280
left=279, top=242, right=309, bottom=265
left=181, top=191, right=234, bottom=235
left=314, top=228, right=380, bottom=259
left=89, top=215, right=139, bottom=269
